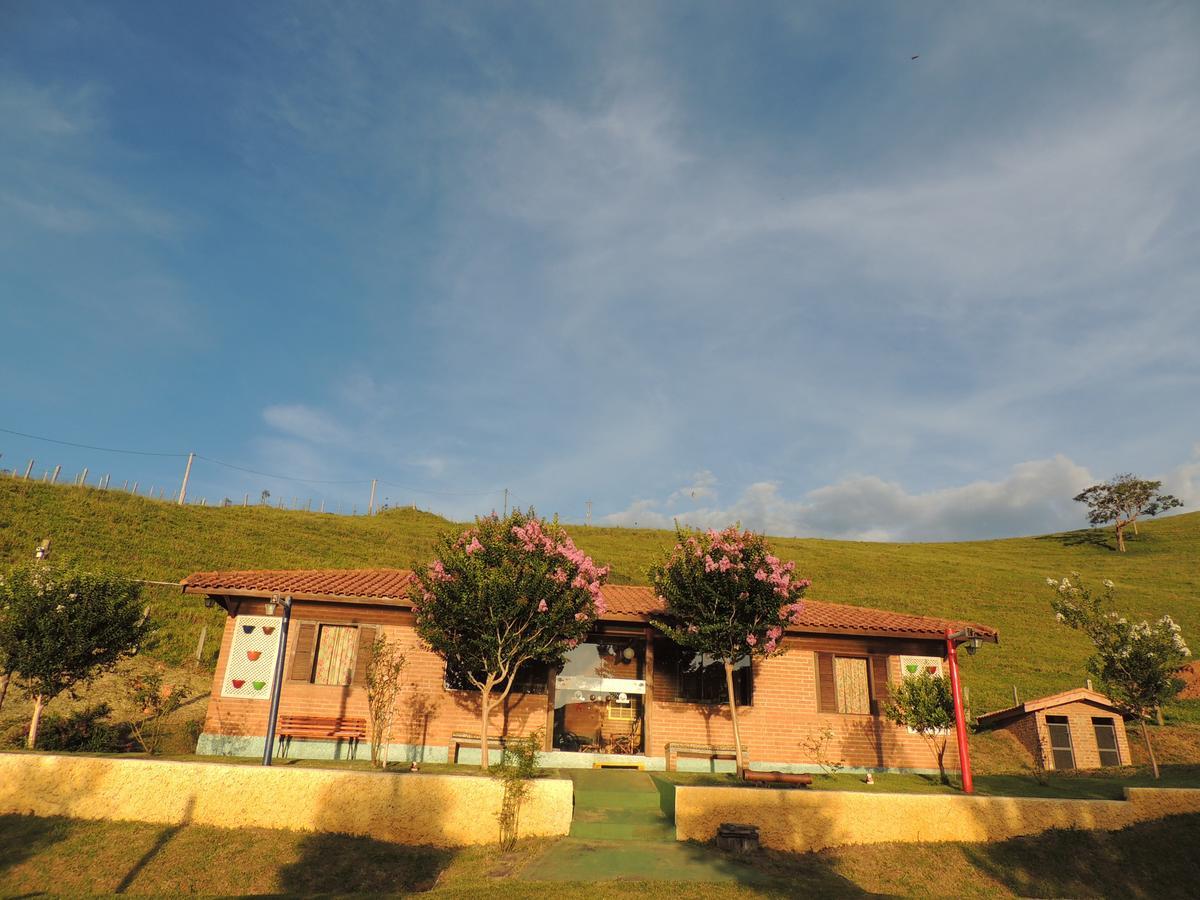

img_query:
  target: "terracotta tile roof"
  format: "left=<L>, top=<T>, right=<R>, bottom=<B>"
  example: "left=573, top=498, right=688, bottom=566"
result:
left=977, top=688, right=1126, bottom=727
left=184, top=568, right=997, bottom=641
left=600, top=584, right=997, bottom=640
left=181, top=568, right=415, bottom=600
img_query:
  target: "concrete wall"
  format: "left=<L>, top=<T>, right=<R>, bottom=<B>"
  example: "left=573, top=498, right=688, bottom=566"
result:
left=675, top=784, right=1200, bottom=852
left=0, top=753, right=573, bottom=847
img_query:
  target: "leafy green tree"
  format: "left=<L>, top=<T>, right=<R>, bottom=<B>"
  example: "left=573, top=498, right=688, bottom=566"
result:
left=1047, top=573, right=1191, bottom=779
left=1073, top=474, right=1182, bottom=552
left=0, top=562, right=151, bottom=748
left=884, top=671, right=956, bottom=784
left=651, top=525, right=810, bottom=773
left=412, top=510, right=607, bottom=770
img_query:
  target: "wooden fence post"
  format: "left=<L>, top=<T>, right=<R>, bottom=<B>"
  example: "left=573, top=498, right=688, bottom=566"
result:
left=194, top=626, right=208, bottom=666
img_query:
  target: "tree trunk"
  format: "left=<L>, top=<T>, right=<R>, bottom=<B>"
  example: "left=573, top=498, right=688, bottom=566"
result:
left=0, top=671, right=10, bottom=712
left=724, top=660, right=745, bottom=774
left=479, top=680, right=495, bottom=772
left=936, top=741, right=948, bottom=785
left=26, top=694, right=44, bottom=750
left=1116, top=522, right=1126, bottom=552
left=1139, top=717, right=1160, bottom=780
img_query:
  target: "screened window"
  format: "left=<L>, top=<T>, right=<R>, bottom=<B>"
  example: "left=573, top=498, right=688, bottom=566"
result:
left=443, top=660, right=549, bottom=694
left=1092, top=717, right=1122, bottom=766
left=312, top=625, right=358, bottom=686
left=658, top=642, right=752, bottom=705
left=1046, top=715, right=1076, bottom=770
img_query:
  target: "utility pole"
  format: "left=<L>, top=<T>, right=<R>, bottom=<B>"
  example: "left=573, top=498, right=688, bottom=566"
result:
left=50, top=465, right=60, bottom=484
left=368, top=479, right=377, bottom=516
left=503, top=488, right=508, bottom=517
left=22, top=459, right=34, bottom=480
left=586, top=500, right=592, bottom=527
left=177, top=452, right=195, bottom=505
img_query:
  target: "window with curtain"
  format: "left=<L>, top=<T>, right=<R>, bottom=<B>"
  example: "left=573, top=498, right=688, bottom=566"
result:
left=834, top=657, right=871, bottom=714
left=312, top=624, right=358, bottom=686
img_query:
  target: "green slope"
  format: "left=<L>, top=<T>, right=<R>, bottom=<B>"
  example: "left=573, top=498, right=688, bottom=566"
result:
left=1, top=479, right=1196, bottom=715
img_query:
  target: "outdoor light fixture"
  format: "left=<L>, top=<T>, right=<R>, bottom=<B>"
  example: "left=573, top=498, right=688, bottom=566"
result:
left=265, top=593, right=282, bottom=616
left=622, top=646, right=635, bottom=661
left=966, top=635, right=984, bottom=656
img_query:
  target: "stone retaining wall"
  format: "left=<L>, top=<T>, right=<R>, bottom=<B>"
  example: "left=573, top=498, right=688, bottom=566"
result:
left=675, top=784, right=1200, bottom=852
left=0, top=752, right=573, bottom=847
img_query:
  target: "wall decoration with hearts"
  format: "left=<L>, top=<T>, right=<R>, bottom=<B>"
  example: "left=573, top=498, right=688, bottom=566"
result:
left=221, top=615, right=284, bottom=699
left=899, top=655, right=944, bottom=680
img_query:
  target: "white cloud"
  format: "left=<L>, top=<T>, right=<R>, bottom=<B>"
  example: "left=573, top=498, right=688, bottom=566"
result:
left=667, top=470, right=718, bottom=506
left=605, top=455, right=1102, bottom=541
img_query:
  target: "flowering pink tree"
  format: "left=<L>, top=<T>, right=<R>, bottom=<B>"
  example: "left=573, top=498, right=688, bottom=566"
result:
left=413, top=510, right=608, bottom=770
left=651, top=525, right=810, bottom=773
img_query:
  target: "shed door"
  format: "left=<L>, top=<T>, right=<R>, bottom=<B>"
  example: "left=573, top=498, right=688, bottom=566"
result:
left=1092, top=717, right=1121, bottom=766
left=1046, top=715, right=1075, bottom=769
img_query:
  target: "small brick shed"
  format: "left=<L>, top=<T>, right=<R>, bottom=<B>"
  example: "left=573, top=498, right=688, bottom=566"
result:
left=977, top=687, right=1131, bottom=771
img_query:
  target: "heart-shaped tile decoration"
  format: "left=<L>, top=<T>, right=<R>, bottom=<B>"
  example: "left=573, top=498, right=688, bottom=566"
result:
left=263, top=626, right=275, bottom=635
left=232, top=679, right=245, bottom=688
left=905, top=664, right=918, bottom=673
left=242, top=625, right=255, bottom=634
left=252, top=681, right=266, bottom=691
left=926, top=666, right=938, bottom=674
left=247, top=651, right=262, bottom=661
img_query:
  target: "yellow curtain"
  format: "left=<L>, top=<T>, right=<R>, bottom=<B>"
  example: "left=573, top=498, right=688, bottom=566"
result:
left=835, top=657, right=870, bottom=714
left=313, top=625, right=357, bottom=685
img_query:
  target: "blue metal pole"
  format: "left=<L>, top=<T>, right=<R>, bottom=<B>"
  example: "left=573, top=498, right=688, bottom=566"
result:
left=261, top=597, right=292, bottom=766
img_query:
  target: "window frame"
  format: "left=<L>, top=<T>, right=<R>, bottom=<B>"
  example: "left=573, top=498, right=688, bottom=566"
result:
left=1091, top=716, right=1122, bottom=766
left=1045, top=714, right=1076, bottom=770
left=832, top=654, right=873, bottom=716
left=287, top=620, right=375, bottom=687
left=442, top=659, right=550, bottom=695
left=658, top=641, right=753, bottom=706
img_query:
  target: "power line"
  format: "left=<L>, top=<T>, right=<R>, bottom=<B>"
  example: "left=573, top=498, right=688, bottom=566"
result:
left=196, top=455, right=372, bottom=486
left=0, top=426, right=186, bottom=458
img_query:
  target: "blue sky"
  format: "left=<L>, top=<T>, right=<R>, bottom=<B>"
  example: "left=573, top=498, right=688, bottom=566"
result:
left=2, top=1, right=1198, bottom=540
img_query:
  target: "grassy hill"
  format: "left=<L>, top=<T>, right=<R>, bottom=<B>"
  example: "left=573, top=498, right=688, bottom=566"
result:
left=1, top=478, right=1197, bottom=717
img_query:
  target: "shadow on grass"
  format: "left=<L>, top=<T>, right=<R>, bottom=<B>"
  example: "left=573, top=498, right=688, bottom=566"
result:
left=0, top=813, right=73, bottom=877
left=277, top=832, right=453, bottom=894
left=649, top=773, right=676, bottom=820
left=1034, top=528, right=1116, bottom=551
left=113, top=797, right=196, bottom=893
left=960, top=813, right=1200, bottom=900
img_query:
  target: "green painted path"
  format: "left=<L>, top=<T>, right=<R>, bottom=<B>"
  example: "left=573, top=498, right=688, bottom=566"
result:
left=520, top=769, right=776, bottom=885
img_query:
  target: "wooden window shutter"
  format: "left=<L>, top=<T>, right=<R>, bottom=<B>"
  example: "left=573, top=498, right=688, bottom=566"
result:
left=289, top=623, right=317, bottom=682
left=817, top=652, right=837, bottom=713
left=352, top=626, right=378, bottom=686
left=870, top=655, right=891, bottom=715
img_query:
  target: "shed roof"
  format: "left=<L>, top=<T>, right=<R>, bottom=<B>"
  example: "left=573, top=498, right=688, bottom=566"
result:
left=976, top=687, right=1129, bottom=727
left=182, top=567, right=998, bottom=642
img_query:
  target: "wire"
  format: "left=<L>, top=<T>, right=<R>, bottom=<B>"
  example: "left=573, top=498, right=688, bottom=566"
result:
left=377, top=479, right=506, bottom=498
left=0, top=426, right=186, bottom=458
left=196, top=455, right=372, bottom=485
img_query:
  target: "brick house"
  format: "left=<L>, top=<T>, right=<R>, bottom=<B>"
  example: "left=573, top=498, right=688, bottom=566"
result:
left=184, top=568, right=997, bottom=774
left=976, top=688, right=1132, bottom=771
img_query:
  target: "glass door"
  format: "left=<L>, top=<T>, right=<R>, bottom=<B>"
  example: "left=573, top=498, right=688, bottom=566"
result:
left=553, top=637, right=646, bottom=755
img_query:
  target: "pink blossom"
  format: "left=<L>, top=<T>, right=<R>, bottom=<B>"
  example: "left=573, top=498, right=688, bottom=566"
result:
left=764, top=638, right=777, bottom=653
left=549, top=568, right=568, bottom=584
left=575, top=611, right=588, bottom=621
left=767, top=625, right=782, bottom=640
left=754, top=568, right=768, bottom=581
left=465, top=537, right=483, bottom=555
left=537, top=599, right=549, bottom=613
left=746, top=633, right=758, bottom=646
left=567, top=638, right=578, bottom=649
left=687, top=624, right=699, bottom=634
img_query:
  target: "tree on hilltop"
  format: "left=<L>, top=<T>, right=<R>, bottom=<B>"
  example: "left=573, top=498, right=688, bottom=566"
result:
left=1073, top=474, right=1181, bottom=552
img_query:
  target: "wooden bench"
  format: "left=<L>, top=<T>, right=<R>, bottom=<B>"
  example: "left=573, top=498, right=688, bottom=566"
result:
left=665, top=741, right=748, bottom=772
left=449, top=731, right=509, bottom=764
left=276, top=715, right=368, bottom=758
left=740, top=768, right=812, bottom=787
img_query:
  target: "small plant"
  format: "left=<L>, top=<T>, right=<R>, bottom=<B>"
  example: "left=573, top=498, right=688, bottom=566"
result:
left=884, top=671, right=955, bottom=784
left=126, top=669, right=189, bottom=754
left=490, top=728, right=543, bottom=851
left=365, top=634, right=406, bottom=769
left=800, top=725, right=844, bottom=776
left=32, top=703, right=124, bottom=753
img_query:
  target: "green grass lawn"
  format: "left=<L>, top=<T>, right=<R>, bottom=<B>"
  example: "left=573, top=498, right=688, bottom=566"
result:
left=2, top=810, right=1198, bottom=897
left=1, top=478, right=1198, bottom=716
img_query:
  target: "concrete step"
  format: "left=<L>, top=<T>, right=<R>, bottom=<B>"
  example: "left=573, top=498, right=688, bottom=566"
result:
left=574, top=789, right=663, bottom=810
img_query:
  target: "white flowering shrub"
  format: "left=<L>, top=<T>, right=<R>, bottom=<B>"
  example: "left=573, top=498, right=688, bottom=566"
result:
left=1047, top=572, right=1191, bottom=778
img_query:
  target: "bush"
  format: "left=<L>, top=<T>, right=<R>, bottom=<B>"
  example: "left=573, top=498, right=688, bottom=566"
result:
left=22, top=703, right=128, bottom=753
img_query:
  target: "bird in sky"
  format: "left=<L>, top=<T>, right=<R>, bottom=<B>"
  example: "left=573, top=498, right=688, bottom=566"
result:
left=911, top=54, right=920, bottom=60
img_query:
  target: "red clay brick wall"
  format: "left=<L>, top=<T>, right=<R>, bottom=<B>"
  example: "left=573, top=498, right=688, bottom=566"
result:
left=202, top=601, right=966, bottom=771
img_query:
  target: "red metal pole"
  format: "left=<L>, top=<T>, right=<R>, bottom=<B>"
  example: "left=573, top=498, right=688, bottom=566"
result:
left=945, top=628, right=974, bottom=794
